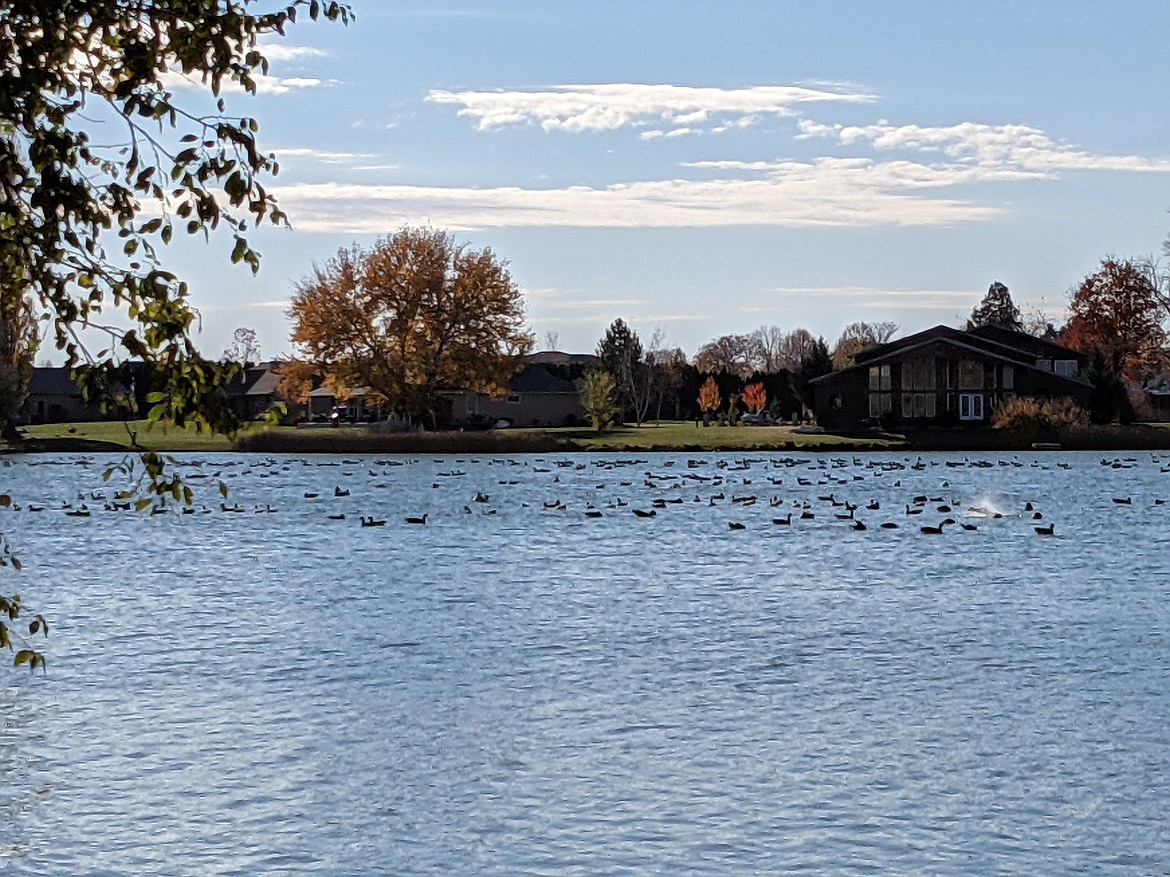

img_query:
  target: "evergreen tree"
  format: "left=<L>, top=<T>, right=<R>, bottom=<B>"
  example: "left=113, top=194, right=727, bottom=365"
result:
left=969, top=282, right=1023, bottom=331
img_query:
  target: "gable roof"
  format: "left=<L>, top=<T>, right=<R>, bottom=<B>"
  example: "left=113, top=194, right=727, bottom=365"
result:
left=852, top=324, right=1085, bottom=369
left=525, top=350, right=597, bottom=366
left=509, top=364, right=577, bottom=393
left=812, top=333, right=1090, bottom=390
left=27, top=367, right=80, bottom=396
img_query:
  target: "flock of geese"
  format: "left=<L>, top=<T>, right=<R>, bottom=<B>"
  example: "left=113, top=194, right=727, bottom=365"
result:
left=4, top=452, right=1166, bottom=539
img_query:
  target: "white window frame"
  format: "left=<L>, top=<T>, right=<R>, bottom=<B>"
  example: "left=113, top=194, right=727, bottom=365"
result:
left=958, top=392, right=984, bottom=421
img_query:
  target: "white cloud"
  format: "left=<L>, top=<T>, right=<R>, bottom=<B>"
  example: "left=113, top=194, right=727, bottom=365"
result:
left=256, top=43, right=327, bottom=63
left=272, top=157, right=999, bottom=234
left=274, top=147, right=377, bottom=165
left=798, top=120, right=1170, bottom=175
left=426, top=83, right=875, bottom=134
left=765, top=285, right=977, bottom=309
left=160, top=70, right=334, bottom=96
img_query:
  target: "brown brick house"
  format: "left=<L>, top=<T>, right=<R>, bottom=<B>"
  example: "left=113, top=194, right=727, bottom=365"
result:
left=812, top=325, right=1091, bottom=431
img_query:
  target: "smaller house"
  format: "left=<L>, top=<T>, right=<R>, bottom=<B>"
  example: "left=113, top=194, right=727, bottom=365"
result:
left=812, top=325, right=1091, bottom=431
left=448, top=363, right=586, bottom=428
left=224, top=362, right=286, bottom=421
left=22, top=367, right=102, bottom=423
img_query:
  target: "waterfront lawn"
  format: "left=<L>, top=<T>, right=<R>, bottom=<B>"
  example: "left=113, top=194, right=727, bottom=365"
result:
left=14, top=419, right=260, bottom=452
left=515, top=421, right=908, bottom=452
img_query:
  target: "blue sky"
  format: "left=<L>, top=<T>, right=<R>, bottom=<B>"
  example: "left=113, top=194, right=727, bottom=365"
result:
left=154, top=1, right=1170, bottom=361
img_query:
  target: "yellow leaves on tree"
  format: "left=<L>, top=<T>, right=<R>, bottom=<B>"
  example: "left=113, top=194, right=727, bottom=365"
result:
left=698, top=376, right=722, bottom=413
left=286, top=228, right=534, bottom=426
left=742, top=381, right=767, bottom=415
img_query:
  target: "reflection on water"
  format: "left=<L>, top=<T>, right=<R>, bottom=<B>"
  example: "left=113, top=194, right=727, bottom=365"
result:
left=1, top=450, right=1169, bottom=875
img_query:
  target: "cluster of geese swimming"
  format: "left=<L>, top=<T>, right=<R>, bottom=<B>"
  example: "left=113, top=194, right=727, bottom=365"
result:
left=5, top=452, right=1166, bottom=538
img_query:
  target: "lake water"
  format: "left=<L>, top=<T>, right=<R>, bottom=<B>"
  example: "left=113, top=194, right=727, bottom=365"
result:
left=1, top=450, right=1168, bottom=875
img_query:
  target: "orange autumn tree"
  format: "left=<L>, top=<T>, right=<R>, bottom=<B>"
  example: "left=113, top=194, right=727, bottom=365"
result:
left=287, top=228, right=533, bottom=427
left=742, top=381, right=767, bottom=415
left=698, top=376, right=721, bottom=424
left=1064, top=257, right=1168, bottom=381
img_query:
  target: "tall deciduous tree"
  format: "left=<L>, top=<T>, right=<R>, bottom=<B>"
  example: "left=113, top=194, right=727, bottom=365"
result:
left=287, top=228, right=534, bottom=426
left=969, top=281, right=1023, bottom=331
left=0, top=292, right=39, bottom=441
left=2, top=0, right=349, bottom=439
left=694, top=333, right=765, bottom=377
left=223, top=327, right=262, bottom=365
left=1064, top=257, right=1168, bottom=380
left=0, top=0, right=350, bottom=670
left=830, top=321, right=898, bottom=369
left=597, top=319, right=658, bottom=425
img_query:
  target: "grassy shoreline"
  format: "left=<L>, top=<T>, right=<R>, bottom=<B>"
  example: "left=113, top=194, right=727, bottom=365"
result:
left=8, top=419, right=1170, bottom=454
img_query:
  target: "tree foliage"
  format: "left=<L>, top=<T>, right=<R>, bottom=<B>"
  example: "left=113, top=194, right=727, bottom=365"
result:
left=742, top=381, right=767, bottom=415
left=1, top=0, right=349, bottom=442
left=794, top=336, right=832, bottom=411
left=1064, top=258, right=1168, bottom=380
left=0, top=291, right=38, bottom=441
left=970, top=281, right=1023, bottom=331
left=694, top=333, right=764, bottom=377
left=831, top=321, right=898, bottom=369
left=578, top=368, right=618, bottom=433
left=287, top=228, right=534, bottom=426
left=697, top=376, right=722, bottom=413
left=596, top=318, right=648, bottom=423
left=0, top=1, right=350, bottom=669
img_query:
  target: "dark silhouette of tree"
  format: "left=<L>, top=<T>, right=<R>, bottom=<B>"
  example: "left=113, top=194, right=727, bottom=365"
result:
left=0, top=292, right=38, bottom=442
left=794, top=336, right=832, bottom=413
left=969, top=281, right=1023, bottom=331
left=597, top=319, right=658, bottom=424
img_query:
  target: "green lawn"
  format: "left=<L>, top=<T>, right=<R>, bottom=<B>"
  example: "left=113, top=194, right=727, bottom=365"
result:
left=513, top=421, right=908, bottom=452
left=11, top=418, right=1170, bottom=454
left=14, top=419, right=262, bottom=452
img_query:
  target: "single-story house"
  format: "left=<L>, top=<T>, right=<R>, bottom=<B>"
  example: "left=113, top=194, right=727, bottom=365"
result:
left=224, top=361, right=287, bottom=420
left=448, top=363, right=586, bottom=428
left=21, top=367, right=98, bottom=423
left=812, top=324, right=1091, bottom=431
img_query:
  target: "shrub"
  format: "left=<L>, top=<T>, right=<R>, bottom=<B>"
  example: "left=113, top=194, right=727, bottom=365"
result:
left=991, top=396, right=1089, bottom=438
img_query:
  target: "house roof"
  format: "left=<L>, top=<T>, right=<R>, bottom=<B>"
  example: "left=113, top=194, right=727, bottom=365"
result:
left=852, top=324, right=1084, bottom=369
left=509, top=364, right=577, bottom=393
left=27, top=367, right=80, bottom=396
left=525, top=350, right=598, bottom=366
left=812, top=333, right=1090, bottom=390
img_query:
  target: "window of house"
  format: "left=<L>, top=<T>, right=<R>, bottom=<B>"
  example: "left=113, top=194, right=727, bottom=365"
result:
left=901, top=359, right=936, bottom=391
left=1003, top=365, right=1014, bottom=390
left=507, top=394, right=521, bottom=404
left=1055, top=360, right=1078, bottom=377
left=958, top=360, right=984, bottom=390
left=1036, top=358, right=1052, bottom=372
left=958, top=393, right=984, bottom=420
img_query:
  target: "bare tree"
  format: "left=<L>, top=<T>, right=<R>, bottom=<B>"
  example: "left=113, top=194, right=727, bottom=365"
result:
left=752, top=325, right=786, bottom=373
left=694, top=333, right=765, bottom=377
left=778, top=328, right=817, bottom=369
left=223, top=327, right=262, bottom=365
left=831, top=321, right=899, bottom=369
